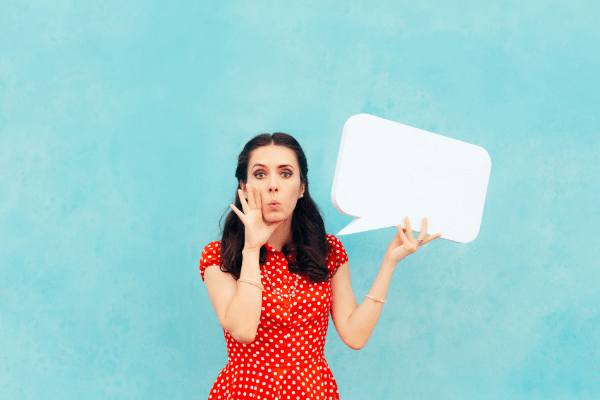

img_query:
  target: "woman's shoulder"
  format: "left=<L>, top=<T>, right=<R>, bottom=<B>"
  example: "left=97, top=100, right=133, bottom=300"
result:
left=201, top=239, right=221, bottom=252
left=326, top=233, right=345, bottom=251
left=199, top=240, right=222, bottom=281
left=326, top=233, right=348, bottom=267
left=326, top=233, right=342, bottom=245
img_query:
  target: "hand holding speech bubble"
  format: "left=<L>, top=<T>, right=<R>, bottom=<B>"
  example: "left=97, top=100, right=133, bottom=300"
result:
left=331, top=114, right=491, bottom=243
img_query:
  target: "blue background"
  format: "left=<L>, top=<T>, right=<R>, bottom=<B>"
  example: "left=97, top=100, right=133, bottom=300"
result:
left=1, top=1, right=599, bottom=399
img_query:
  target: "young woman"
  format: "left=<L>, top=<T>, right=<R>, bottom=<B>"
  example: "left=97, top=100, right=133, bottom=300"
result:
left=199, top=133, right=441, bottom=400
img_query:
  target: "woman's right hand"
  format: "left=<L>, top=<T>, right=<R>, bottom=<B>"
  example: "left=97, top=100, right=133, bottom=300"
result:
left=229, top=183, right=284, bottom=251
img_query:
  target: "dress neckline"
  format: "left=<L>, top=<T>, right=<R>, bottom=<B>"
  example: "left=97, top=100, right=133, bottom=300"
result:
left=264, top=242, right=297, bottom=253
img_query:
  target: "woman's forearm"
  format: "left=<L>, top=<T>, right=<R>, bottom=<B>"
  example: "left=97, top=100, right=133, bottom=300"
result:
left=345, top=257, right=397, bottom=349
left=223, top=248, right=263, bottom=343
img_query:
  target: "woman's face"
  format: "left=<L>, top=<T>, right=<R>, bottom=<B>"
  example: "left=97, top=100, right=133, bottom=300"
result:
left=241, top=145, right=305, bottom=223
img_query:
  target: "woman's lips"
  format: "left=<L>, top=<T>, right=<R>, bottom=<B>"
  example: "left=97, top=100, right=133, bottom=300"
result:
left=268, top=201, right=280, bottom=210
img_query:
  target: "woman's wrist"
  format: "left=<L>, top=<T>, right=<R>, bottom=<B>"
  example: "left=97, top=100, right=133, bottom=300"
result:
left=241, top=247, right=262, bottom=277
left=242, top=246, right=261, bottom=257
left=382, top=255, right=398, bottom=270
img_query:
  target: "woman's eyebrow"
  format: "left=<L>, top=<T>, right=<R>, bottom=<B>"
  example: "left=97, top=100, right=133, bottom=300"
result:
left=251, top=163, right=295, bottom=170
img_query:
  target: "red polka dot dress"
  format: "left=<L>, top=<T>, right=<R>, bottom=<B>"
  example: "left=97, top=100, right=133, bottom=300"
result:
left=199, top=234, right=348, bottom=400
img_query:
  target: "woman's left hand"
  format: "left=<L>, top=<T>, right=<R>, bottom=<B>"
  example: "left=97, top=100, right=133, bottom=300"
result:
left=384, top=217, right=442, bottom=265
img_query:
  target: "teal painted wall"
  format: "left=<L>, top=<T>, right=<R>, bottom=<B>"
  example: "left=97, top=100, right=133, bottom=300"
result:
left=1, top=1, right=599, bottom=399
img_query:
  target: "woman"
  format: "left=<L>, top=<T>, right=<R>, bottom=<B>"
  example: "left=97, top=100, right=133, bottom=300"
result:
left=199, top=133, right=441, bottom=400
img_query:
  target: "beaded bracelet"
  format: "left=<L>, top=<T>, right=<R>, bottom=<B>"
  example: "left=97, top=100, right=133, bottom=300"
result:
left=237, top=278, right=265, bottom=291
left=365, top=294, right=387, bottom=304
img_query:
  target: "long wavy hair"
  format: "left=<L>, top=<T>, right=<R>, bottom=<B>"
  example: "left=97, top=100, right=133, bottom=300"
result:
left=219, top=133, right=331, bottom=282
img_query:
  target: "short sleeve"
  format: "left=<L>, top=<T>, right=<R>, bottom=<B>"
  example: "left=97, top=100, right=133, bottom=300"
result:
left=199, top=241, right=221, bottom=282
left=326, top=234, right=348, bottom=277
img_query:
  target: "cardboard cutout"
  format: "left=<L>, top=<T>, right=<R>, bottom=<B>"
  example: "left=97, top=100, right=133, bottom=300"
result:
left=332, top=114, right=491, bottom=243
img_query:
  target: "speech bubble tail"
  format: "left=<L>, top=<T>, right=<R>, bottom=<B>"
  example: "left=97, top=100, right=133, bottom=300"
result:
left=337, top=217, right=387, bottom=236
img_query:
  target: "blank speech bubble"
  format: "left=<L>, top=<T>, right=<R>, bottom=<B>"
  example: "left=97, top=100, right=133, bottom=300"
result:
left=331, top=114, right=491, bottom=243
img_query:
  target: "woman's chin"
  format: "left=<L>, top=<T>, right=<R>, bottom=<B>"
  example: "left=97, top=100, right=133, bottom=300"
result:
left=264, top=211, right=287, bottom=224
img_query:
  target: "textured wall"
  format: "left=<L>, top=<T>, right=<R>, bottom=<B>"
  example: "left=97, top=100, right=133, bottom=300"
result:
left=1, top=1, right=599, bottom=399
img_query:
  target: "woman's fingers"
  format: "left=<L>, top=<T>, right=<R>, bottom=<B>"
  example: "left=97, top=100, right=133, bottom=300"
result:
left=417, top=217, right=428, bottom=240
left=420, top=232, right=442, bottom=245
left=253, top=186, right=262, bottom=210
left=397, top=224, right=409, bottom=245
left=230, top=204, right=245, bottom=222
left=238, top=189, right=250, bottom=213
left=405, top=217, right=414, bottom=241
left=246, top=184, right=257, bottom=209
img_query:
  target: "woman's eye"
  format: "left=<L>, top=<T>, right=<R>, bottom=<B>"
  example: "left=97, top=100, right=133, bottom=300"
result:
left=254, top=172, right=266, bottom=179
left=281, top=171, right=292, bottom=178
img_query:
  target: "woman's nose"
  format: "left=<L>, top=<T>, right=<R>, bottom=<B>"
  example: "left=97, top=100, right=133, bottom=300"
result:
left=268, top=176, right=279, bottom=192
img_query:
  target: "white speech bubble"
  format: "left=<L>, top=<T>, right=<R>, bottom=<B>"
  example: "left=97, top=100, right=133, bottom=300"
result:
left=331, top=114, right=491, bottom=243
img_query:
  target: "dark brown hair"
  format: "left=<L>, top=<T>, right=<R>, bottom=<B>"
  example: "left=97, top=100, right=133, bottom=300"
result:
left=219, top=133, right=331, bottom=282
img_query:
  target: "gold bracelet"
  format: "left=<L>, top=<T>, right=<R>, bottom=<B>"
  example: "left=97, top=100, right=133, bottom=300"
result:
left=237, top=278, right=265, bottom=291
left=365, top=294, right=387, bottom=304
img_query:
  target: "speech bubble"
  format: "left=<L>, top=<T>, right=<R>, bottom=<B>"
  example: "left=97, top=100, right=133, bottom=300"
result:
left=331, top=114, right=491, bottom=243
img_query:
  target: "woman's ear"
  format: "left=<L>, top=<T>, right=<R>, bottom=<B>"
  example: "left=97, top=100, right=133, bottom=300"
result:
left=299, top=183, right=306, bottom=198
left=240, top=181, right=247, bottom=198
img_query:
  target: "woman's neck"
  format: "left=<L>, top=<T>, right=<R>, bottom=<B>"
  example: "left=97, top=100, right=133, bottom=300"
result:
left=267, top=218, right=293, bottom=252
